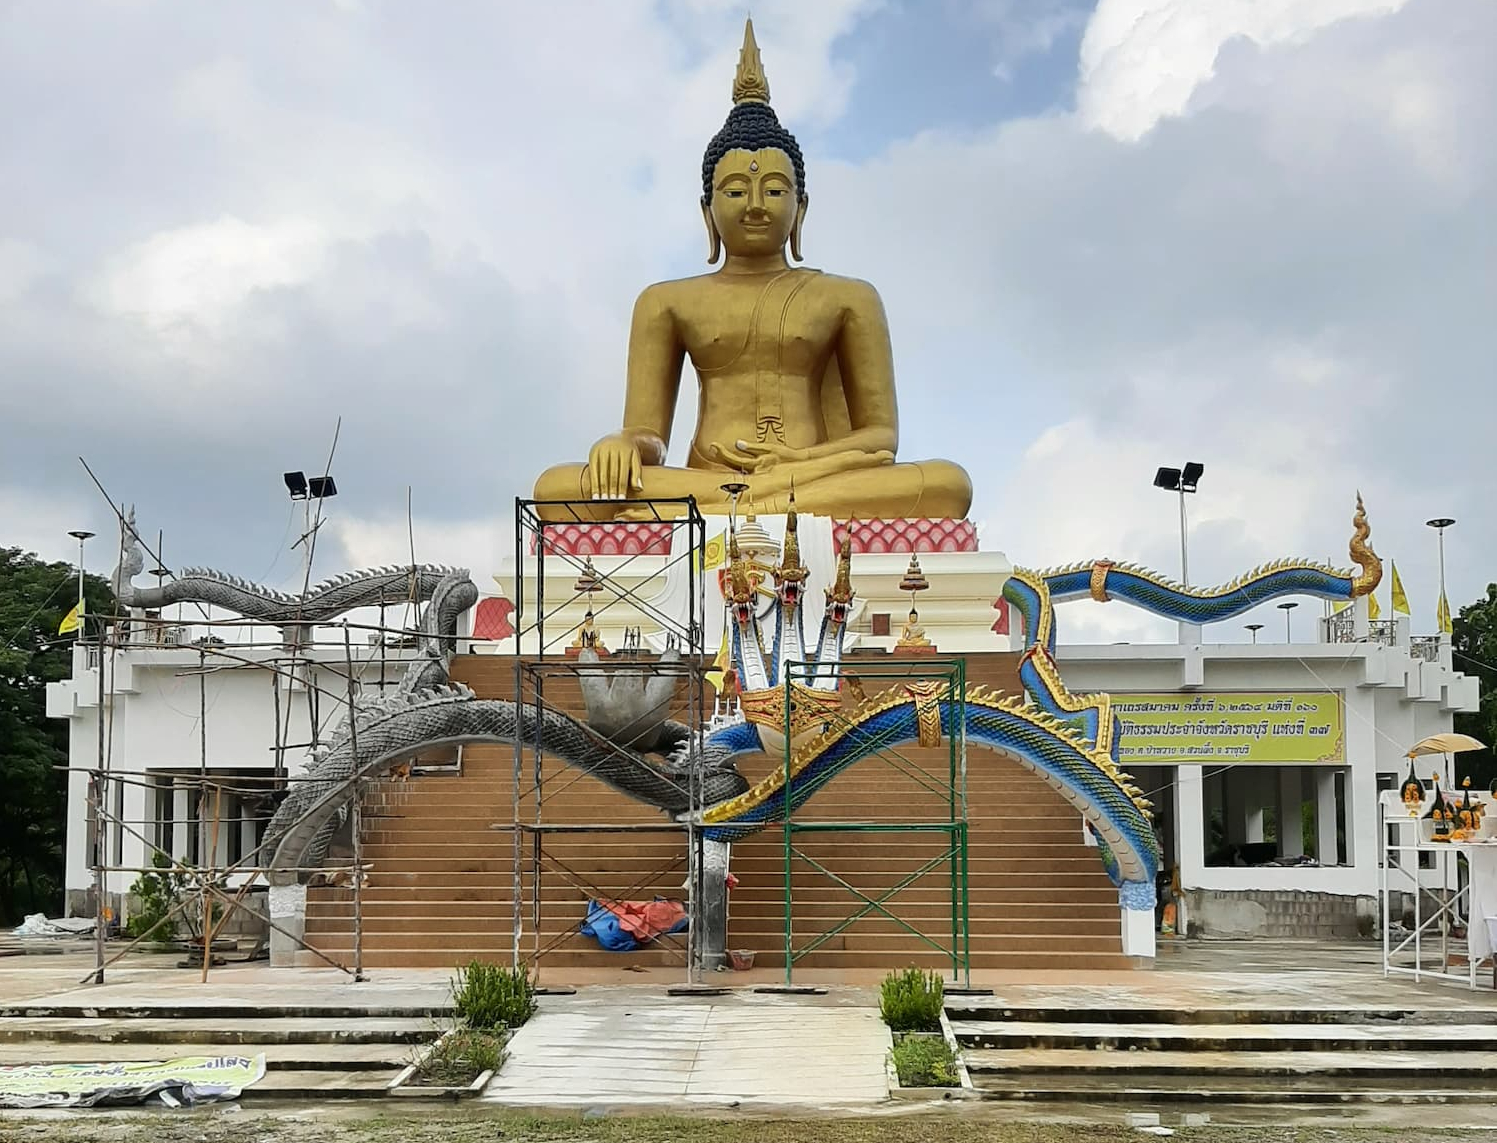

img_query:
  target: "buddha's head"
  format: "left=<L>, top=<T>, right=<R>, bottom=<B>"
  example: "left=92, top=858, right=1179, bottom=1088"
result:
left=701, top=20, right=808, bottom=264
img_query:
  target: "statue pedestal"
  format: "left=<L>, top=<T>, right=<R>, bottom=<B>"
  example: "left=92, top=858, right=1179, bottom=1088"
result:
left=486, top=517, right=1012, bottom=657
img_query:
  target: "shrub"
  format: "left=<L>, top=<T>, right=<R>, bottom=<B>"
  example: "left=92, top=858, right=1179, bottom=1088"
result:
left=890, top=1035, right=960, bottom=1087
left=124, top=852, right=179, bottom=941
left=879, top=966, right=944, bottom=1033
left=416, top=1027, right=506, bottom=1086
left=452, top=960, right=537, bottom=1031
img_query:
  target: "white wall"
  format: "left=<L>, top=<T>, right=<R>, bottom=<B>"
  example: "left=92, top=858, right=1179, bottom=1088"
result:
left=1056, top=635, right=1474, bottom=901
left=51, top=638, right=427, bottom=898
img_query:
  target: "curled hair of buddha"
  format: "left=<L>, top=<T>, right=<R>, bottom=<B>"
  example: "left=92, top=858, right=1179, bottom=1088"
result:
left=700, top=102, right=806, bottom=206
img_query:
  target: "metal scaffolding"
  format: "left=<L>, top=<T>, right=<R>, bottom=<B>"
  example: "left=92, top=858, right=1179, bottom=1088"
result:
left=71, top=606, right=448, bottom=986
left=777, top=656, right=971, bottom=988
left=509, top=498, right=709, bottom=983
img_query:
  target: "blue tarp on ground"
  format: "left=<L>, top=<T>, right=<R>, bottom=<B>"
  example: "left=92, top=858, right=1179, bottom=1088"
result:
left=579, top=898, right=689, bottom=952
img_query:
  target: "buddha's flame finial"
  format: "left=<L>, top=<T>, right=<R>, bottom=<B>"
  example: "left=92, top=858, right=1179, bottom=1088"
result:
left=732, top=17, right=772, bottom=105
left=1350, top=491, right=1383, bottom=597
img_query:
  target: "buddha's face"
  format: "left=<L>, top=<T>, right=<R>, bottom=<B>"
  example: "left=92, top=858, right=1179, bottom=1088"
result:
left=709, top=148, right=801, bottom=257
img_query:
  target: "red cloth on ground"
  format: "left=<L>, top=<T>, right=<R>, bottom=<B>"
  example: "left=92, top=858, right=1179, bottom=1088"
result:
left=597, top=898, right=687, bottom=942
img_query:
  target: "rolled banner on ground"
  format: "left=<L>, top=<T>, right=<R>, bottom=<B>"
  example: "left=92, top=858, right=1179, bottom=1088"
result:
left=0, top=1054, right=265, bottom=1109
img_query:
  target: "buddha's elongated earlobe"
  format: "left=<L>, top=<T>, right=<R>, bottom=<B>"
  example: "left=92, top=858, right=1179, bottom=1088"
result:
left=790, top=195, right=808, bottom=262
left=702, top=199, right=722, bottom=264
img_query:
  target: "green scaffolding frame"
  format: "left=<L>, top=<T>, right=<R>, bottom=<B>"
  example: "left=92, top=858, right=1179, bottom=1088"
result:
left=779, top=657, right=971, bottom=987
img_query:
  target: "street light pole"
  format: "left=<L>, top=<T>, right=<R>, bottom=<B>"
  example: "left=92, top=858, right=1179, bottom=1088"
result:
left=67, top=530, right=94, bottom=633
left=1427, top=517, right=1455, bottom=631
left=1153, top=462, right=1204, bottom=587
left=1177, top=486, right=1189, bottom=587
left=1278, top=600, right=1299, bottom=642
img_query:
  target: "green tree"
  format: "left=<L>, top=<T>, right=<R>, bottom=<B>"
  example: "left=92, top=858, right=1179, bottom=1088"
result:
left=0, top=548, right=113, bottom=924
left=1452, top=583, right=1497, bottom=789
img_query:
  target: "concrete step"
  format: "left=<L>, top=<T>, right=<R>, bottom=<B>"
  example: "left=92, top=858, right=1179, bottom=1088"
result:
left=250, top=1069, right=406, bottom=1098
left=757, top=950, right=1130, bottom=970
left=349, top=857, right=1105, bottom=880
left=303, top=946, right=684, bottom=969
left=728, top=904, right=1121, bottom=923
left=0, top=1041, right=416, bottom=1069
left=729, top=919, right=1119, bottom=940
left=967, top=1071, right=1497, bottom=1104
left=950, top=1020, right=1497, bottom=1053
left=946, top=1003, right=1497, bottom=1027
left=355, top=838, right=1093, bottom=855
left=307, top=899, right=518, bottom=920
left=0, top=1001, right=448, bottom=1020
left=0, top=1017, right=440, bottom=1046
left=963, top=1047, right=1497, bottom=1076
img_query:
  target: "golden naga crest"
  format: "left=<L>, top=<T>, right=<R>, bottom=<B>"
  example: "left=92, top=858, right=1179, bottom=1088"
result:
left=903, top=680, right=949, bottom=748
left=1349, top=492, right=1383, bottom=597
left=739, top=683, right=843, bottom=753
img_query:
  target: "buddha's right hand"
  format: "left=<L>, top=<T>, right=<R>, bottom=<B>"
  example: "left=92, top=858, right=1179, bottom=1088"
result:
left=586, top=434, right=645, bottom=500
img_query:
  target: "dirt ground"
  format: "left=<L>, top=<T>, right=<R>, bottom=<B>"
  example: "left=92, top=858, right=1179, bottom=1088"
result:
left=1, top=1107, right=1494, bottom=1143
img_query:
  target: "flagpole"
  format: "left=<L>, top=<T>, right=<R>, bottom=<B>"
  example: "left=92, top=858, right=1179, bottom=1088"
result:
left=68, top=530, right=94, bottom=637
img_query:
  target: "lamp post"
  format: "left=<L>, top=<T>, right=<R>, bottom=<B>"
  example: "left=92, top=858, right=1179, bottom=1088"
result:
left=285, top=469, right=340, bottom=596
left=67, top=530, right=94, bottom=635
left=1278, top=600, right=1298, bottom=643
left=1427, top=517, right=1455, bottom=633
left=1245, top=623, right=1263, bottom=644
left=1153, top=462, right=1204, bottom=586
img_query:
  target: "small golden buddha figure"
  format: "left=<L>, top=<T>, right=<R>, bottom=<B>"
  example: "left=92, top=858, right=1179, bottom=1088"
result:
left=569, top=609, right=606, bottom=654
left=896, top=606, right=933, bottom=651
left=532, top=20, right=972, bottom=522
left=893, top=551, right=933, bottom=651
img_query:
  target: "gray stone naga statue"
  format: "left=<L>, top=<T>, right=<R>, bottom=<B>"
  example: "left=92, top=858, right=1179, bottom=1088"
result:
left=108, top=511, right=747, bottom=888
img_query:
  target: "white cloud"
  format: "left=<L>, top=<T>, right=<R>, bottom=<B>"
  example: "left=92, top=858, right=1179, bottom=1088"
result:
left=810, top=0, right=1493, bottom=639
left=330, top=512, right=508, bottom=591
left=87, top=215, right=331, bottom=339
left=1, top=0, right=1491, bottom=655
left=0, top=485, right=105, bottom=566
left=1078, top=0, right=1409, bottom=140
left=0, top=240, right=45, bottom=306
left=972, top=0, right=1091, bottom=82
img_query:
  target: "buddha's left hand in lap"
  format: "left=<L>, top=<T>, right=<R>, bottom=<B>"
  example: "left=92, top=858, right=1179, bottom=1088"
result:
left=709, top=440, right=893, bottom=474
left=738, top=448, right=896, bottom=502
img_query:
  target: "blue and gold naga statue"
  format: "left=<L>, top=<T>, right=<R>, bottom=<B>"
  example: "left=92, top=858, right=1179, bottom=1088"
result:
left=681, top=493, right=1382, bottom=954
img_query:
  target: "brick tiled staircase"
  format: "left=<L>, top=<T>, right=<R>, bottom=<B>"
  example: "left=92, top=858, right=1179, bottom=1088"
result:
left=301, top=652, right=1130, bottom=973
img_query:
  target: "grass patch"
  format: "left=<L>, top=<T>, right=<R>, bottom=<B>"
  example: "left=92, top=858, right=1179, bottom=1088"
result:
left=889, top=1034, right=960, bottom=1087
left=2, top=1108, right=1492, bottom=1142
left=413, top=1026, right=506, bottom=1087
left=879, top=966, right=944, bottom=1033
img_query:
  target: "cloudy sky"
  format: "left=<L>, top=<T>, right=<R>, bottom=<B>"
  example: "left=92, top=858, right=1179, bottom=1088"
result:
left=2, top=0, right=1491, bottom=644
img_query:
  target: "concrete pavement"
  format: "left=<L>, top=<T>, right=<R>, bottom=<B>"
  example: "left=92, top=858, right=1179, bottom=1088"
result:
left=482, top=988, right=891, bottom=1108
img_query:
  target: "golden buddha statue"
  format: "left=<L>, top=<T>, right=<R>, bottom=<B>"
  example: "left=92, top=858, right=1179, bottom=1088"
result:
left=895, top=606, right=933, bottom=650
left=533, top=20, right=972, bottom=522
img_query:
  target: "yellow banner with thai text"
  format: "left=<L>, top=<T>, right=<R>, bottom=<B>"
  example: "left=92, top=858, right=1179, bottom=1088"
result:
left=1113, top=692, right=1345, bottom=765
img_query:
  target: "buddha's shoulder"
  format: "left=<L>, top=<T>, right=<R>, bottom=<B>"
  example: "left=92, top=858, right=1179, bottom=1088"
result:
left=636, top=269, right=883, bottom=308
left=799, top=270, right=884, bottom=308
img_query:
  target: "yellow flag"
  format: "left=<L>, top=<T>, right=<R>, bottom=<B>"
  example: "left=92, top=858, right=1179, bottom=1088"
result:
left=705, top=628, right=731, bottom=693
left=1332, top=599, right=1351, bottom=614
left=1367, top=589, right=1380, bottom=621
left=1438, top=590, right=1453, bottom=635
left=694, top=531, right=727, bottom=575
left=1390, top=561, right=1410, bottom=615
left=58, top=603, right=82, bottom=635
